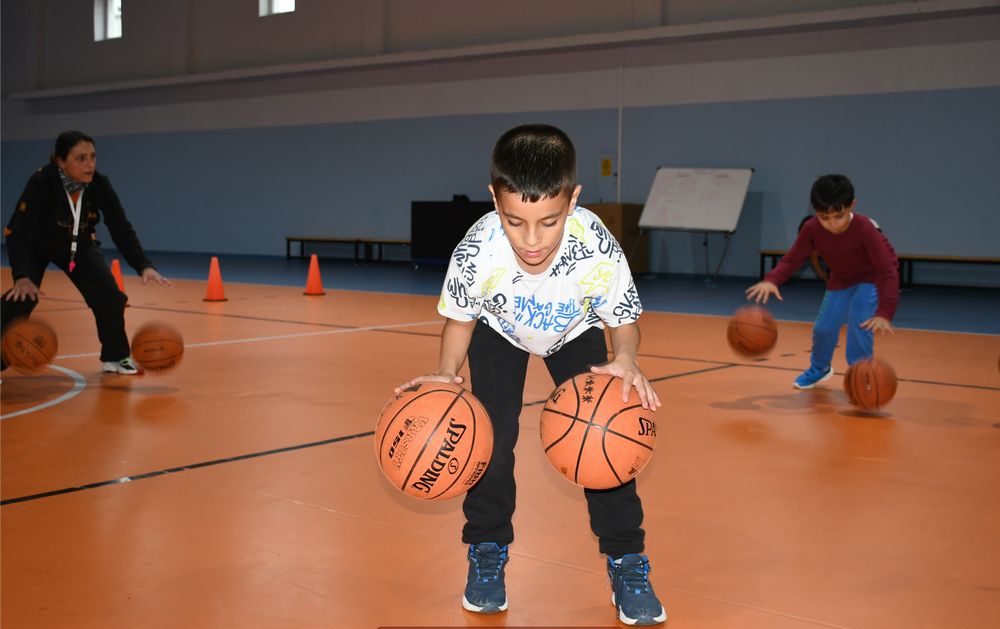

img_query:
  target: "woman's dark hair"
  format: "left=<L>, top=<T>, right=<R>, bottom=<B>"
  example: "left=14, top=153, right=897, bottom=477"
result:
left=51, top=130, right=95, bottom=164
left=490, top=124, right=576, bottom=202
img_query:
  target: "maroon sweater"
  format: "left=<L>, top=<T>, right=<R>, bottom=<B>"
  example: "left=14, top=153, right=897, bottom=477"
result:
left=765, top=213, right=899, bottom=320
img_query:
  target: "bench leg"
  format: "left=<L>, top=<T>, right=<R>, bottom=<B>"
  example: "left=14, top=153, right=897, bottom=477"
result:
left=759, top=254, right=779, bottom=279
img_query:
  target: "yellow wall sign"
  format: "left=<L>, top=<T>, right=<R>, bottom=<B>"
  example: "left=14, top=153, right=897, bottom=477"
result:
left=600, top=158, right=613, bottom=177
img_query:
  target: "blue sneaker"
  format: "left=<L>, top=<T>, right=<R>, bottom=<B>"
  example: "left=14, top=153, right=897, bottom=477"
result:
left=462, top=543, right=508, bottom=613
left=793, top=366, right=833, bottom=389
left=608, top=554, right=667, bottom=625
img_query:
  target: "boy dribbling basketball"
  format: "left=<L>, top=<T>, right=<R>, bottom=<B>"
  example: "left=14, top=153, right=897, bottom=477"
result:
left=395, top=123, right=666, bottom=625
left=746, top=174, right=899, bottom=388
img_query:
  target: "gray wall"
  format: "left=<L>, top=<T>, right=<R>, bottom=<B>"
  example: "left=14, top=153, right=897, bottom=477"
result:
left=3, top=1, right=999, bottom=285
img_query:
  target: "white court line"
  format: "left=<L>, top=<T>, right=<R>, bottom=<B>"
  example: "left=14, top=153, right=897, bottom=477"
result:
left=1, top=365, right=88, bottom=421
left=2, top=319, right=442, bottom=420
left=56, top=319, right=444, bottom=359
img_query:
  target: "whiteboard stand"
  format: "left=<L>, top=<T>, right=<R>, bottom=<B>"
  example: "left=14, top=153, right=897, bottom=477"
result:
left=638, top=167, right=753, bottom=286
left=625, top=229, right=653, bottom=278
left=703, top=231, right=734, bottom=287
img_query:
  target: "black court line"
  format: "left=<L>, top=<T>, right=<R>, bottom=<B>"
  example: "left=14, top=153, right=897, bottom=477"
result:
left=638, top=353, right=1000, bottom=392
left=34, top=297, right=1000, bottom=389
left=2, top=366, right=733, bottom=506
left=137, top=304, right=439, bottom=339
left=734, top=362, right=1000, bottom=391
left=8, top=305, right=994, bottom=392
left=12, top=305, right=91, bottom=314
left=523, top=364, right=738, bottom=407
left=39, top=296, right=444, bottom=337
left=649, top=363, right=737, bottom=382
left=4, top=357, right=997, bottom=506
left=0, top=430, right=374, bottom=507
left=889, top=377, right=999, bottom=391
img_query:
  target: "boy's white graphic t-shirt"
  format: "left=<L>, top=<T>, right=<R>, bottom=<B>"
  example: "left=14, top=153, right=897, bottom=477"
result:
left=437, top=206, right=643, bottom=357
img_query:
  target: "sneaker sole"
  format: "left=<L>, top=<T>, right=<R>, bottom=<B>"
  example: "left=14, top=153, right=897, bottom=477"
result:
left=619, top=609, right=668, bottom=626
left=793, top=368, right=833, bottom=389
left=462, top=595, right=508, bottom=613
left=612, top=593, right=668, bottom=625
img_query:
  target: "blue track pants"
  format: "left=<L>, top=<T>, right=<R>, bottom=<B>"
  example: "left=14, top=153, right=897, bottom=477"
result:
left=810, top=283, right=878, bottom=370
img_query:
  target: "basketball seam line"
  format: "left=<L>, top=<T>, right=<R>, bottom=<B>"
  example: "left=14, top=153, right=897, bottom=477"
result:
left=397, top=390, right=465, bottom=498
left=541, top=408, right=654, bottom=449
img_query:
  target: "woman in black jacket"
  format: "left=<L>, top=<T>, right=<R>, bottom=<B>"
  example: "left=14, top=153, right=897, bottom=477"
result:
left=2, top=130, right=172, bottom=375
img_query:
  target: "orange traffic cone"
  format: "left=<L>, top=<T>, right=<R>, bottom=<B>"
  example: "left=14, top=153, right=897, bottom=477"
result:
left=304, top=254, right=326, bottom=296
left=110, top=258, right=129, bottom=306
left=204, top=256, right=227, bottom=302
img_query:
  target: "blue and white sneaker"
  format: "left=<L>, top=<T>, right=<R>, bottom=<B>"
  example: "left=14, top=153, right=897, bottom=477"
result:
left=608, top=554, right=667, bottom=625
left=793, top=366, right=833, bottom=389
left=462, top=542, right=508, bottom=613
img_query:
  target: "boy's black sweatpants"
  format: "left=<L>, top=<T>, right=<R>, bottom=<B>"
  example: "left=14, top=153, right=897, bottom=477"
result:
left=1, top=245, right=130, bottom=365
left=462, top=319, right=646, bottom=558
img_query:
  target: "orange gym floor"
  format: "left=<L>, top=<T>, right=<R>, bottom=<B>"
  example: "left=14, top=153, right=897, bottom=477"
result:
left=2, top=267, right=999, bottom=629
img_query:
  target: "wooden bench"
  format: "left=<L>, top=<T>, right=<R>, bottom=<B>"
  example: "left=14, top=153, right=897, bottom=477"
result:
left=759, top=249, right=1000, bottom=287
left=285, top=236, right=411, bottom=262
left=896, top=254, right=1000, bottom=287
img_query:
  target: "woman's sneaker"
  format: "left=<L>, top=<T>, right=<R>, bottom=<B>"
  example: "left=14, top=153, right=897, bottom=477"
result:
left=793, top=366, right=833, bottom=389
left=462, top=542, right=508, bottom=613
left=608, top=554, right=667, bottom=625
left=102, top=357, right=142, bottom=375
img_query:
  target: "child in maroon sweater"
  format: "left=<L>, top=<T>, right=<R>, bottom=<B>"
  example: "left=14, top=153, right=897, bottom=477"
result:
left=746, top=174, right=898, bottom=389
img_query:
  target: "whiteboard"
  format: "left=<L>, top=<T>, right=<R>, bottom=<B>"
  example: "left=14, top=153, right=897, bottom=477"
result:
left=639, top=167, right=753, bottom=233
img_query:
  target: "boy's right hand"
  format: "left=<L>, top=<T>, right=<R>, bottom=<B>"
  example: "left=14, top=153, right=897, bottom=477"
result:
left=394, top=373, right=464, bottom=395
left=745, top=280, right=782, bottom=304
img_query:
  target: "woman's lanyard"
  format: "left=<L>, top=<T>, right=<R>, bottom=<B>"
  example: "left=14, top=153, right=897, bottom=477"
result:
left=65, top=189, right=83, bottom=272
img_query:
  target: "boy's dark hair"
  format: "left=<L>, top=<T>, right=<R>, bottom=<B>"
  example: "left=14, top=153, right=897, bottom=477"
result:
left=810, top=174, right=855, bottom=213
left=490, top=124, right=576, bottom=203
left=51, top=130, right=95, bottom=163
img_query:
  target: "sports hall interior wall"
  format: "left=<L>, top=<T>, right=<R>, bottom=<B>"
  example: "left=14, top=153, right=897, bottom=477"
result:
left=2, top=1, right=998, bottom=287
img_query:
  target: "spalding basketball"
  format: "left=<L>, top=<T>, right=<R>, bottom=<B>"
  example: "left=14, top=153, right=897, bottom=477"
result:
left=1, top=318, right=58, bottom=373
left=375, top=382, right=493, bottom=500
left=130, top=323, right=184, bottom=373
left=727, top=305, right=778, bottom=356
left=844, top=358, right=897, bottom=411
left=540, top=373, right=656, bottom=490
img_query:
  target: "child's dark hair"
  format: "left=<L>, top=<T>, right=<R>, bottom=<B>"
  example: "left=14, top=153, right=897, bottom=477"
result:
left=810, top=174, right=855, bottom=213
left=51, top=130, right=95, bottom=164
left=490, top=124, right=576, bottom=203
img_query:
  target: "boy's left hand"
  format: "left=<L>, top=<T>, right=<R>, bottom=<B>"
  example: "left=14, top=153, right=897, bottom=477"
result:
left=860, top=316, right=894, bottom=334
left=590, top=361, right=662, bottom=410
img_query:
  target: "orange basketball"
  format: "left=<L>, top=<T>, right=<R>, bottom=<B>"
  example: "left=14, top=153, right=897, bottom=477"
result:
left=727, top=305, right=778, bottom=356
left=844, top=358, right=897, bottom=411
left=374, top=382, right=493, bottom=500
left=540, top=373, right=657, bottom=489
left=1, top=318, right=58, bottom=373
left=131, top=323, right=184, bottom=373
